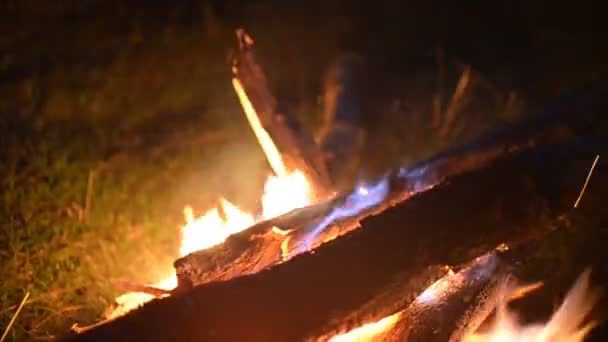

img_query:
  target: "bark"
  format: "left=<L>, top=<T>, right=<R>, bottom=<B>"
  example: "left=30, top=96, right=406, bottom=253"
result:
left=172, top=104, right=579, bottom=290
left=65, top=143, right=599, bottom=342
left=377, top=248, right=515, bottom=342
left=232, top=29, right=332, bottom=194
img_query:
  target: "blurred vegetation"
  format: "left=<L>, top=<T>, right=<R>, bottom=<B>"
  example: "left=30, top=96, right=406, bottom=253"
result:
left=0, top=1, right=606, bottom=340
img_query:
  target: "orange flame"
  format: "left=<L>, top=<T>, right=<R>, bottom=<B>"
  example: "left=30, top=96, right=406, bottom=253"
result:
left=107, top=169, right=312, bottom=319
left=464, top=270, right=598, bottom=342
left=107, top=74, right=314, bottom=319
left=328, top=312, right=402, bottom=342
left=328, top=271, right=598, bottom=342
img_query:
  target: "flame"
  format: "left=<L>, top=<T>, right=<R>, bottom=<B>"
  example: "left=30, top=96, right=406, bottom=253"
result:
left=106, top=60, right=319, bottom=319
left=232, top=77, right=288, bottom=178
left=180, top=199, right=256, bottom=256
left=464, top=270, right=598, bottom=342
left=328, top=312, right=402, bottom=342
left=106, top=276, right=177, bottom=320
left=328, top=269, right=598, bottom=342
left=262, top=170, right=312, bottom=218
left=108, top=169, right=312, bottom=318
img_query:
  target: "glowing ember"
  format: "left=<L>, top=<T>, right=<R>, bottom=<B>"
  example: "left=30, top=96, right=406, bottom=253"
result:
left=328, top=312, right=402, bottom=342
left=464, top=270, right=598, bottom=342
left=107, top=275, right=176, bottom=320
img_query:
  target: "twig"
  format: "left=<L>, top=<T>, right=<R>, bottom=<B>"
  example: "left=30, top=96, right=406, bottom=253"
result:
left=509, top=281, right=544, bottom=301
left=71, top=321, right=108, bottom=335
left=114, top=280, right=172, bottom=297
left=574, top=155, right=600, bottom=208
left=83, top=168, right=97, bottom=224
left=1, top=291, right=30, bottom=342
left=432, top=46, right=446, bottom=129
left=30, top=305, right=84, bottom=332
left=439, top=65, right=472, bottom=140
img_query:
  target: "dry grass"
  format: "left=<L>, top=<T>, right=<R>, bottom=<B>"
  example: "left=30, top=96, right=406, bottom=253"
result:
left=0, top=6, right=265, bottom=340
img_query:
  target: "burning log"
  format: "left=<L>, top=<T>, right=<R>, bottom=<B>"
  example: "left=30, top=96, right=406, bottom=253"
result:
left=172, top=96, right=587, bottom=290
left=165, top=28, right=608, bottom=295
left=173, top=174, right=403, bottom=289
left=232, top=29, right=332, bottom=194
left=328, top=239, right=598, bottom=342
left=324, top=247, right=515, bottom=342
left=373, top=247, right=518, bottom=342
left=65, top=142, right=600, bottom=342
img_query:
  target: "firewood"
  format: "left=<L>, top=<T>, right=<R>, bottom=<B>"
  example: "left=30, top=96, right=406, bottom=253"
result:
left=172, top=104, right=579, bottom=290
left=65, top=142, right=600, bottom=342
left=376, top=247, right=516, bottom=342
left=232, top=29, right=332, bottom=195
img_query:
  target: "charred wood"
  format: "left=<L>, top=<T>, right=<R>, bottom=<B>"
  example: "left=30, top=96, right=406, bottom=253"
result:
left=232, top=29, right=332, bottom=193
left=377, top=249, right=513, bottom=342
left=173, top=105, right=582, bottom=290
left=65, top=143, right=600, bottom=342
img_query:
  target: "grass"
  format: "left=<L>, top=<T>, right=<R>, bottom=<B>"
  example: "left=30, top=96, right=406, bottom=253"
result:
left=0, top=8, right=266, bottom=339
left=0, top=106, right=253, bottom=340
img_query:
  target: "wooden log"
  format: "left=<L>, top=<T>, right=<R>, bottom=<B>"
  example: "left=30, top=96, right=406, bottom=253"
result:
left=317, top=248, right=514, bottom=342
left=65, top=142, right=601, bottom=342
left=172, top=103, right=581, bottom=289
left=376, top=247, right=516, bottom=342
left=173, top=172, right=411, bottom=289
left=232, top=29, right=332, bottom=194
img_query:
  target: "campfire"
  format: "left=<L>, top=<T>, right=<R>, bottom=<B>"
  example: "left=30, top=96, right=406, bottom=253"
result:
left=68, top=30, right=600, bottom=342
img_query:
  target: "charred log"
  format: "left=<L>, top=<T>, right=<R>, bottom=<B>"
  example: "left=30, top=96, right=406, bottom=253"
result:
left=376, top=249, right=513, bottom=342
left=65, top=143, right=600, bottom=342
left=173, top=107, right=580, bottom=290
left=375, top=245, right=533, bottom=342
left=232, top=29, right=332, bottom=194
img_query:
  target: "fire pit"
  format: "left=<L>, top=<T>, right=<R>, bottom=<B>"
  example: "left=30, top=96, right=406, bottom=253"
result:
left=66, top=30, right=602, bottom=342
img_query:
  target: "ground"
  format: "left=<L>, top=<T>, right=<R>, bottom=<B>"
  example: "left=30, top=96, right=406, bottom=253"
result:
left=1, top=2, right=607, bottom=341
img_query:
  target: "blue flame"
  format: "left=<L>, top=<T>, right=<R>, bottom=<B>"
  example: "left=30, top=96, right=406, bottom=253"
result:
left=300, top=176, right=390, bottom=251
left=398, top=164, right=434, bottom=193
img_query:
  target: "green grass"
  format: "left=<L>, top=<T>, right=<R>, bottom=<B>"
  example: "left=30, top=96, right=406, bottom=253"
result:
left=0, top=11, right=267, bottom=339
left=0, top=103, right=259, bottom=340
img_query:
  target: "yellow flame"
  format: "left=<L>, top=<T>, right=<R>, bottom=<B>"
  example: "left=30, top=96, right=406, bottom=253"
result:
left=262, top=170, right=311, bottom=218
left=328, top=312, right=402, bottom=342
left=107, top=276, right=177, bottom=320
left=108, top=168, right=312, bottom=318
left=232, top=78, right=289, bottom=178
left=108, top=71, right=314, bottom=319
left=328, top=270, right=597, bottom=342
left=180, top=199, right=256, bottom=256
